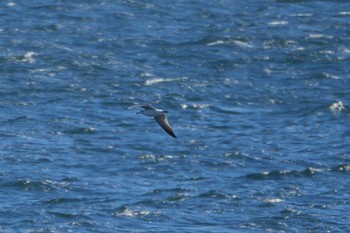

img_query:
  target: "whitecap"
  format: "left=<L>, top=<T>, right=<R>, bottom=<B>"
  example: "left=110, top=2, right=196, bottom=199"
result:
left=322, top=72, right=341, bottom=80
left=115, top=207, right=157, bottom=217
left=139, top=154, right=156, bottom=160
left=191, top=104, right=209, bottom=109
left=206, top=40, right=225, bottom=46
left=144, top=78, right=165, bottom=86
left=307, top=34, right=333, bottom=39
left=268, top=21, right=288, bottom=26
left=207, top=40, right=253, bottom=48
left=320, top=50, right=334, bottom=55
left=7, top=2, right=16, bottom=7
left=294, top=13, right=312, bottom=17
left=264, top=68, right=273, bottom=75
left=119, top=208, right=140, bottom=217
left=141, top=72, right=153, bottom=77
left=180, top=103, right=209, bottom=110
left=180, top=104, right=188, bottom=109
left=265, top=198, right=284, bottom=203
left=307, top=167, right=323, bottom=174
left=329, top=101, right=345, bottom=112
left=261, top=171, right=269, bottom=176
left=339, top=11, right=350, bottom=15
left=144, top=77, right=187, bottom=86
left=232, top=40, right=253, bottom=48
left=336, top=165, right=350, bottom=171
left=340, top=47, right=350, bottom=54
left=22, top=51, right=37, bottom=63
left=29, top=68, right=51, bottom=73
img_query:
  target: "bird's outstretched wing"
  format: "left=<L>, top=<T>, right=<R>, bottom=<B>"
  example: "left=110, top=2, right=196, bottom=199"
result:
left=140, top=105, right=156, bottom=110
left=126, top=104, right=155, bottom=110
left=154, top=114, right=177, bottom=138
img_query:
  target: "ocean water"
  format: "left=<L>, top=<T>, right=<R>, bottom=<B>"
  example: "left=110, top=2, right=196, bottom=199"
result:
left=0, top=0, right=350, bottom=232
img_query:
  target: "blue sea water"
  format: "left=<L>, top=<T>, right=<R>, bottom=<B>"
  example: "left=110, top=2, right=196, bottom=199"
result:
left=1, top=0, right=350, bottom=232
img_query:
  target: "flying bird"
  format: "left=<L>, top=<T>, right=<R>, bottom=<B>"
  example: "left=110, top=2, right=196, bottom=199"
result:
left=126, top=105, right=177, bottom=138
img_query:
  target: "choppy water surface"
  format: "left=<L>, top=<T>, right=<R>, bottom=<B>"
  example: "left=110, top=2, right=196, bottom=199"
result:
left=1, top=1, right=350, bottom=232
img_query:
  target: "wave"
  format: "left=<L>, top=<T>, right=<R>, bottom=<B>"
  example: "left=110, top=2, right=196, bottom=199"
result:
left=62, top=127, right=97, bottom=135
left=113, top=205, right=162, bottom=218
left=329, top=101, right=346, bottom=112
left=206, top=39, right=253, bottom=48
left=197, top=189, right=236, bottom=199
left=331, top=164, right=350, bottom=172
left=13, top=51, right=37, bottom=63
left=268, top=21, right=289, bottom=26
left=241, top=164, right=350, bottom=180
left=180, top=103, right=210, bottom=110
left=2, top=178, right=74, bottom=192
left=144, top=77, right=188, bottom=86
left=43, top=197, right=84, bottom=205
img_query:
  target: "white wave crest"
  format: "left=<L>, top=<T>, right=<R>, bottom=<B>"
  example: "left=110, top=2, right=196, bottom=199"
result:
left=265, top=198, right=284, bottom=203
left=268, top=21, right=288, bottom=26
left=329, top=101, right=345, bottom=112
left=144, top=77, right=187, bottom=86
left=339, top=11, right=350, bottom=15
left=22, top=51, right=37, bottom=63
left=207, top=40, right=253, bottom=48
left=181, top=103, right=210, bottom=110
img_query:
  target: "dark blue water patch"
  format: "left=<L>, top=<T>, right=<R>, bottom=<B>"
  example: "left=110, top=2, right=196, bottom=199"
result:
left=42, top=197, right=85, bottom=205
left=62, top=127, right=97, bottom=135
left=241, top=167, right=324, bottom=180
left=197, top=189, right=237, bottom=200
